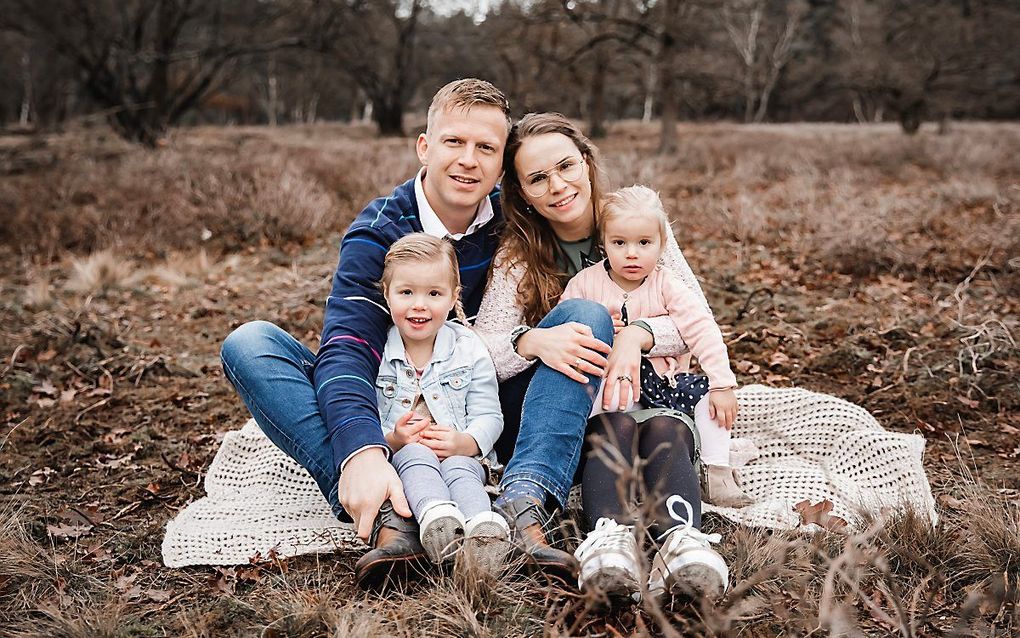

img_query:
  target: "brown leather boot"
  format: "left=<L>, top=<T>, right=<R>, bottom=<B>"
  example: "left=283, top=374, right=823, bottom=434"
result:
left=495, top=497, right=579, bottom=585
left=354, top=502, right=429, bottom=591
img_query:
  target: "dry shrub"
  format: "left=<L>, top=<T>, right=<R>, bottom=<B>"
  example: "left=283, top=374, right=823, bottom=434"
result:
left=66, top=250, right=137, bottom=293
left=0, top=504, right=49, bottom=623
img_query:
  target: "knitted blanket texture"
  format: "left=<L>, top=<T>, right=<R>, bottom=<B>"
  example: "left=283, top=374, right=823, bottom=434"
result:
left=161, top=384, right=937, bottom=568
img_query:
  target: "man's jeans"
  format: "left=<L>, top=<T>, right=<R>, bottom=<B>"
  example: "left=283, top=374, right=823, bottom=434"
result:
left=497, top=299, right=614, bottom=506
left=220, top=321, right=346, bottom=519
left=219, top=299, right=612, bottom=518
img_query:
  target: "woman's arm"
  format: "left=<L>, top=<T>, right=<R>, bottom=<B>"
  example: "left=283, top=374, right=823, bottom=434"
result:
left=471, top=252, right=537, bottom=382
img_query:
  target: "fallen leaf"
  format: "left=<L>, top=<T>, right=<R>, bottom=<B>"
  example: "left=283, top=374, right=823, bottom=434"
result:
left=60, top=389, right=77, bottom=403
left=768, top=351, right=790, bottom=368
left=33, top=380, right=58, bottom=396
left=36, top=349, right=58, bottom=362
left=793, top=499, right=848, bottom=531
left=208, top=568, right=235, bottom=595
left=36, top=398, right=56, bottom=409
left=47, top=523, right=93, bottom=539
left=957, top=395, right=980, bottom=409
left=145, top=588, right=172, bottom=603
left=735, top=360, right=760, bottom=374
left=965, top=438, right=988, bottom=447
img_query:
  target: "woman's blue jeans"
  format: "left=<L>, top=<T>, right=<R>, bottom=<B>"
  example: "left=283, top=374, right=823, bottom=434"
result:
left=497, top=299, right=614, bottom=506
left=219, top=299, right=612, bottom=519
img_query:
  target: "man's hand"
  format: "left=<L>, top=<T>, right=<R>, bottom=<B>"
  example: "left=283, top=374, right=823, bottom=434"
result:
left=709, top=388, right=738, bottom=430
left=420, top=424, right=479, bottom=459
left=385, top=411, right=430, bottom=451
left=337, top=447, right=411, bottom=541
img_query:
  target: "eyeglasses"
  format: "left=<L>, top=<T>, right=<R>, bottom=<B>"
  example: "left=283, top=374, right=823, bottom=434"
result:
left=521, top=156, right=586, bottom=198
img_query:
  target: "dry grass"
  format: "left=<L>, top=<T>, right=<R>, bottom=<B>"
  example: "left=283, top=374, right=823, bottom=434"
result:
left=0, top=120, right=1017, bottom=635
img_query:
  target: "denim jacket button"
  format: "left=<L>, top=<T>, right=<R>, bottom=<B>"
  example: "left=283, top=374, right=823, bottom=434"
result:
left=450, top=377, right=463, bottom=389
left=404, top=369, right=414, bottom=378
left=432, top=393, right=440, bottom=401
left=400, top=398, right=411, bottom=408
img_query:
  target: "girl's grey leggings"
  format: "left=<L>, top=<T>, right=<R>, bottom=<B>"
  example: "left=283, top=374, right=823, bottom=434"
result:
left=391, top=442, right=491, bottom=521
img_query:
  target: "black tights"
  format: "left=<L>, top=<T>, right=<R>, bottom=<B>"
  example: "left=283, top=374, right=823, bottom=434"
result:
left=580, top=413, right=702, bottom=537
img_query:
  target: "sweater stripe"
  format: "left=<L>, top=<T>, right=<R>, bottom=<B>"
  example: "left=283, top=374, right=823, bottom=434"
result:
left=459, top=257, right=492, bottom=272
left=371, top=195, right=393, bottom=226
left=341, top=237, right=388, bottom=252
left=330, top=295, right=389, bottom=315
left=317, top=374, right=374, bottom=394
left=325, top=335, right=382, bottom=362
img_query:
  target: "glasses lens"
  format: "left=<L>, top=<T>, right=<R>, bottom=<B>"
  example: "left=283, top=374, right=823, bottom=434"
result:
left=560, top=159, right=584, bottom=183
left=523, top=179, right=547, bottom=198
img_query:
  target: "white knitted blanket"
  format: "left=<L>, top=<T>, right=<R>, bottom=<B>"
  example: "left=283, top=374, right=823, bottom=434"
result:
left=162, top=384, right=937, bottom=568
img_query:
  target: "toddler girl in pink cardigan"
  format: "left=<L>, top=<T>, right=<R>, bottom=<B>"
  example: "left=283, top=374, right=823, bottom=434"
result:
left=560, top=185, right=752, bottom=508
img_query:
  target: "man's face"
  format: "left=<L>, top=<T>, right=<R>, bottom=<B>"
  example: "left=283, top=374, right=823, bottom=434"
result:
left=416, top=105, right=508, bottom=220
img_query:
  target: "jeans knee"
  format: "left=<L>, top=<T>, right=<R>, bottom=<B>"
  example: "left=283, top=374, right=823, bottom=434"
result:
left=220, top=320, right=279, bottom=369
left=555, top=299, right=613, bottom=343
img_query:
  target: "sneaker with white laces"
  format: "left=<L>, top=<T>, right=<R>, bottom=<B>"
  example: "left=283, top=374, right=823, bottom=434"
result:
left=418, top=501, right=466, bottom=564
left=574, top=517, right=642, bottom=604
left=648, top=495, right=728, bottom=600
left=458, top=511, right=511, bottom=577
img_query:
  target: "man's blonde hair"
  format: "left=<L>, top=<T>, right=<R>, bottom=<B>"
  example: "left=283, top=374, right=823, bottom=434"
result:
left=598, top=185, right=671, bottom=247
left=380, top=233, right=467, bottom=324
left=426, top=78, right=511, bottom=134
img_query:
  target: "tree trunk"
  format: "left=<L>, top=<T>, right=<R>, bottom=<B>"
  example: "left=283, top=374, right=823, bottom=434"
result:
left=899, top=100, right=924, bottom=135
left=374, top=99, right=404, bottom=136
left=588, top=47, right=608, bottom=138
left=19, top=52, right=32, bottom=126
left=657, top=38, right=679, bottom=153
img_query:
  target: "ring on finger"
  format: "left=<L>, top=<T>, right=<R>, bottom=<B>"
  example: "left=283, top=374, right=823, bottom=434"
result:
left=573, top=357, right=583, bottom=368
left=615, top=374, right=632, bottom=382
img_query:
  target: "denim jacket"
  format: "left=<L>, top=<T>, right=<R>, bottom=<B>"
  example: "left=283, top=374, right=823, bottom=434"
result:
left=377, top=321, right=503, bottom=461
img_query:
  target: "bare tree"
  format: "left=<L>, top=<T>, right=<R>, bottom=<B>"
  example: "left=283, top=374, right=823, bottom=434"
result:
left=1, top=0, right=301, bottom=146
left=721, top=0, right=806, bottom=124
left=314, top=0, right=426, bottom=136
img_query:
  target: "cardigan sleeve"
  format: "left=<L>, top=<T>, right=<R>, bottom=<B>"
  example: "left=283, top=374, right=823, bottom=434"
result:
left=471, top=250, right=537, bottom=382
left=660, top=270, right=737, bottom=390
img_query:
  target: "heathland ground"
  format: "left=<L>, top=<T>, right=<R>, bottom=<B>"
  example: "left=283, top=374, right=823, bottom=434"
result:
left=0, top=121, right=1017, bottom=636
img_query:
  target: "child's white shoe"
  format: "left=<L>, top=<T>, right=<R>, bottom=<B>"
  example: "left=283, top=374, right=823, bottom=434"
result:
left=574, top=518, right=642, bottom=604
left=418, top=501, right=465, bottom=564
left=648, top=495, right=728, bottom=600
left=459, top=511, right=511, bottom=577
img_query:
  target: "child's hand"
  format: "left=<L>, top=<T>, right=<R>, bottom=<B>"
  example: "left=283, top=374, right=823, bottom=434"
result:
left=709, top=389, right=738, bottom=430
left=420, top=424, right=479, bottom=459
left=386, top=411, right=430, bottom=451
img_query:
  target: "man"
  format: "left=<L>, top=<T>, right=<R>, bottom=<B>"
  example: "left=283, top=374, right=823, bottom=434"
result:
left=221, top=79, right=585, bottom=589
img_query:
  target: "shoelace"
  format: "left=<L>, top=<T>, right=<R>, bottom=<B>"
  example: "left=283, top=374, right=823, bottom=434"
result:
left=574, top=517, right=635, bottom=560
left=655, top=495, right=722, bottom=554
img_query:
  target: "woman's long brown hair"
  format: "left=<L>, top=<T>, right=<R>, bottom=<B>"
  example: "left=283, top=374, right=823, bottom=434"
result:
left=498, top=113, right=606, bottom=326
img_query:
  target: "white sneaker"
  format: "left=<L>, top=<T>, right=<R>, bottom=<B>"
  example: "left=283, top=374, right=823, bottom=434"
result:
left=418, top=501, right=465, bottom=564
left=648, top=495, right=728, bottom=600
left=574, top=518, right=641, bottom=603
left=459, top=511, right=511, bottom=577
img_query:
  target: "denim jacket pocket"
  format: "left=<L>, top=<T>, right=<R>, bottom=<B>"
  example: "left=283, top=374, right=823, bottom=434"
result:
left=438, top=366, right=473, bottom=422
left=376, top=375, right=397, bottom=423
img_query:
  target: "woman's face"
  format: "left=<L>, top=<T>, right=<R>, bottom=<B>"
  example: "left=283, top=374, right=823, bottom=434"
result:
left=514, top=132, right=594, bottom=241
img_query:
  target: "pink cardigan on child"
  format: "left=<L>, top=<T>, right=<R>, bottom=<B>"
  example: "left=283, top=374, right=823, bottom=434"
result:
left=560, top=260, right=737, bottom=390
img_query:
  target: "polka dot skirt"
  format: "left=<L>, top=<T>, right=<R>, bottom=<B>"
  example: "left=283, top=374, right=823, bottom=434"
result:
left=638, top=358, right=710, bottom=415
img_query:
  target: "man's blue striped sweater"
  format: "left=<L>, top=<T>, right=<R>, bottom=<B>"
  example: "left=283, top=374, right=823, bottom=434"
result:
left=314, top=177, right=502, bottom=472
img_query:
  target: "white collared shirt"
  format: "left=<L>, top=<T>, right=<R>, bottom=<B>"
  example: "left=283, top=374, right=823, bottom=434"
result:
left=414, top=168, right=494, bottom=240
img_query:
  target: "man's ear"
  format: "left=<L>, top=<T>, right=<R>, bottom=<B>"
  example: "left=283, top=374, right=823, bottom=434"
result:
left=415, top=133, right=430, bottom=166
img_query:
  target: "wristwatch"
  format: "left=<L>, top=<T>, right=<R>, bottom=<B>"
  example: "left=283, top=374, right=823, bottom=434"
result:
left=509, top=325, right=532, bottom=354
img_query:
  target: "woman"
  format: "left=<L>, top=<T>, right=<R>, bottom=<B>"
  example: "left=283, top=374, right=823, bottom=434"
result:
left=477, top=113, right=730, bottom=603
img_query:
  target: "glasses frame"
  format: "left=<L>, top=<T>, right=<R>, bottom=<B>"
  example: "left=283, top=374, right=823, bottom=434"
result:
left=521, top=156, right=587, bottom=199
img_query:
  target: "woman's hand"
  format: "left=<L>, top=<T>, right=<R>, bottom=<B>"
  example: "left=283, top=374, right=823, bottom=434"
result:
left=709, top=389, right=738, bottom=430
left=420, top=424, right=480, bottom=459
left=602, top=325, right=652, bottom=410
left=515, top=322, right=611, bottom=384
